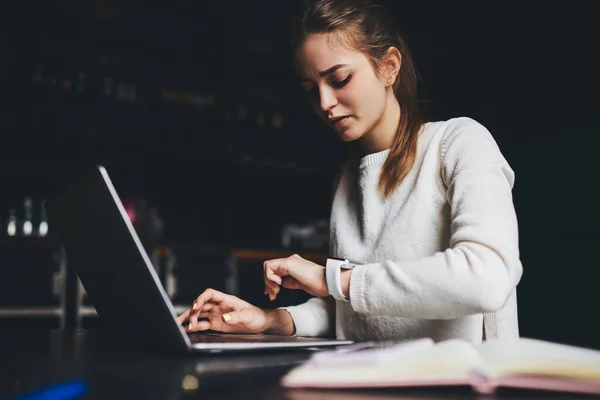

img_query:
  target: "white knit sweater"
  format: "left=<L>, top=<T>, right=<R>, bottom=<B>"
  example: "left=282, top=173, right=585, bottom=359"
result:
left=284, top=117, right=522, bottom=344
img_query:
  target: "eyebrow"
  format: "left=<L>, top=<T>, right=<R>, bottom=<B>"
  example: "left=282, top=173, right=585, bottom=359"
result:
left=299, top=64, right=349, bottom=83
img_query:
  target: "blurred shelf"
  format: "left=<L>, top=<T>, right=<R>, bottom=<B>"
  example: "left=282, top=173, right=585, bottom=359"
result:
left=79, top=304, right=188, bottom=318
left=154, top=245, right=327, bottom=264
left=79, top=306, right=97, bottom=317
left=232, top=249, right=327, bottom=263
left=0, top=307, right=61, bottom=317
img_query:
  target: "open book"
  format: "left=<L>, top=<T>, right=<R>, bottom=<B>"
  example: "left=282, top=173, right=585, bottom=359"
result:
left=281, top=337, right=600, bottom=395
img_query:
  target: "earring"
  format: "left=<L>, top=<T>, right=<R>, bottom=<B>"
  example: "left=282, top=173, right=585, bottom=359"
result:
left=386, top=79, right=391, bottom=84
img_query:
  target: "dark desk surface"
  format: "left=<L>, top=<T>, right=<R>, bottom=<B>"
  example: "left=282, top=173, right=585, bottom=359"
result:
left=0, top=326, right=591, bottom=400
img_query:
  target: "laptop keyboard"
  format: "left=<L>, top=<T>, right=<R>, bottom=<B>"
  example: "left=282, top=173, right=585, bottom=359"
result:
left=189, top=331, right=292, bottom=343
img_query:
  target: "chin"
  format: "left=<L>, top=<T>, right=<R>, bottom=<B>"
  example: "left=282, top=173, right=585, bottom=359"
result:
left=336, top=129, right=363, bottom=142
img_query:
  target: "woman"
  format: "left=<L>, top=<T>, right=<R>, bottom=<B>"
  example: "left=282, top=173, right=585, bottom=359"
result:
left=177, top=0, right=522, bottom=343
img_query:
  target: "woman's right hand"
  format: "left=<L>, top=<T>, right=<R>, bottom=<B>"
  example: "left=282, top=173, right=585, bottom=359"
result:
left=176, top=288, right=294, bottom=335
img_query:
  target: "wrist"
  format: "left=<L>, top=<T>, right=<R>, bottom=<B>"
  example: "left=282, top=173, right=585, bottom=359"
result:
left=340, top=269, right=352, bottom=298
left=263, top=308, right=296, bottom=336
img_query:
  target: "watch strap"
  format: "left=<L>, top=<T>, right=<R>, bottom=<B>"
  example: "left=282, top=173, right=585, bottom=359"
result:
left=326, top=258, right=356, bottom=301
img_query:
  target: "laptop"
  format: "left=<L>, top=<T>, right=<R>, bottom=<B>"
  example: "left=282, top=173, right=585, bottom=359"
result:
left=44, top=165, right=352, bottom=353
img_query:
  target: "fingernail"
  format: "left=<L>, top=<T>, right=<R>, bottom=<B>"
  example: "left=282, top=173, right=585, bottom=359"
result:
left=188, top=324, right=193, bottom=331
left=192, top=302, right=197, bottom=310
left=222, top=314, right=232, bottom=322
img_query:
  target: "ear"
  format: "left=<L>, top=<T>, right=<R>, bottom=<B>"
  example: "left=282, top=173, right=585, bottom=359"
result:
left=381, top=46, right=402, bottom=87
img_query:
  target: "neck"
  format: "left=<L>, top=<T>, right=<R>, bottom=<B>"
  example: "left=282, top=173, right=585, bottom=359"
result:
left=360, top=93, right=401, bottom=154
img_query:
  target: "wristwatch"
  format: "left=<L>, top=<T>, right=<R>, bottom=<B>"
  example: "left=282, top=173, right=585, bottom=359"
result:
left=326, top=257, right=359, bottom=301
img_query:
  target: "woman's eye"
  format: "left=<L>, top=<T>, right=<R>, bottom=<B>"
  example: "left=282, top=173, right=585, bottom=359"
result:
left=332, top=74, right=352, bottom=88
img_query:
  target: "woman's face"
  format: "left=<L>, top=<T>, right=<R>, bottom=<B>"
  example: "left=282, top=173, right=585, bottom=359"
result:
left=295, top=33, right=390, bottom=143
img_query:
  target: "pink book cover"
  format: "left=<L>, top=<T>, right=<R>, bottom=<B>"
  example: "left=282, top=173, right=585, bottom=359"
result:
left=484, top=375, right=600, bottom=395
left=282, top=372, right=600, bottom=395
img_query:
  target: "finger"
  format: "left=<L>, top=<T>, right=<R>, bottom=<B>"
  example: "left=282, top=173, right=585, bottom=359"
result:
left=282, top=276, right=303, bottom=291
left=263, top=282, right=274, bottom=300
left=264, top=285, right=274, bottom=300
left=187, top=301, right=219, bottom=329
left=189, top=320, right=211, bottom=332
left=268, top=286, right=277, bottom=301
left=200, top=303, right=215, bottom=313
left=177, top=308, right=191, bottom=324
left=266, top=266, right=283, bottom=284
left=267, top=271, right=283, bottom=285
left=264, top=284, right=272, bottom=296
left=266, top=282, right=281, bottom=299
left=263, top=267, right=281, bottom=302
left=264, top=262, right=283, bottom=285
left=266, top=275, right=282, bottom=289
left=264, top=258, right=293, bottom=280
left=264, top=278, right=278, bottom=289
left=221, top=309, right=252, bottom=326
left=264, top=282, right=280, bottom=301
left=186, top=299, right=201, bottom=328
left=264, top=279, right=280, bottom=293
left=263, top=261, right=268, bottom=282
left=192, top=289, right=228, bottom=314
left=265, top=258, right=288, bottom=277
left=196, top=288, right=228, bottom=305
left=191, top=301, right=216, bottom=313
left=188, top=313, right=199, bottom=331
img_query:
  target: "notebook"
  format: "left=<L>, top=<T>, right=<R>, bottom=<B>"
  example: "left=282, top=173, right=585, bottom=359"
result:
left=281, top=336, right=600, bottom=395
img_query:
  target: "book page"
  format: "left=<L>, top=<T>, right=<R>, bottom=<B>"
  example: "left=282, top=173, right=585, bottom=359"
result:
left=282, top=339, right=485, bottom=388
left=475, top=337, right=600, bottom=380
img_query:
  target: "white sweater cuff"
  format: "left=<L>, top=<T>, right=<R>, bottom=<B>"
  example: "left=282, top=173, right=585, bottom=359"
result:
left=349, top=264, right=370, bottom=313
left=279, top=302, right=330, bottom=337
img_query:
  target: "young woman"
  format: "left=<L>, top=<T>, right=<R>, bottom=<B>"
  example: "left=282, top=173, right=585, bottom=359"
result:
left=177, top=0, right=522, bottom=344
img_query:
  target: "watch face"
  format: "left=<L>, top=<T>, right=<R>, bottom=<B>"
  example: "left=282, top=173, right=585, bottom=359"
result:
left=327, top=257, right=360, bottom=269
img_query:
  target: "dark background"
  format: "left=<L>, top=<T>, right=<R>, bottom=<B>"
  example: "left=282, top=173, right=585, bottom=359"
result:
left=1, top=2, right=598, bottom=348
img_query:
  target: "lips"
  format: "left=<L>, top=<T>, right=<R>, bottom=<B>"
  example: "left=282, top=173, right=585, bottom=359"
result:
left=328, top=116, right=350, bottom=127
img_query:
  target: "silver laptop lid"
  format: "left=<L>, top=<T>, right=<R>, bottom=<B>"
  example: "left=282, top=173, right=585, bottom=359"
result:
left=45, top=165, right=193, bottom=352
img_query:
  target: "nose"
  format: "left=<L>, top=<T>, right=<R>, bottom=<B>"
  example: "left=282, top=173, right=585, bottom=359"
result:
left=318, top=85, right=337, bottom=112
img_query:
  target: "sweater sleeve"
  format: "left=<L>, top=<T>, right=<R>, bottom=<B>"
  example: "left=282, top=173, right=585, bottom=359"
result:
left=349, top=118, right=523, bottom=319
left=280, top=296, right=336, bottom=337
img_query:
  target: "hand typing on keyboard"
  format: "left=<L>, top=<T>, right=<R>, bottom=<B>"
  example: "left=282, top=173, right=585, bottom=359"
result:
left=177, top=289, right=296, bottom=336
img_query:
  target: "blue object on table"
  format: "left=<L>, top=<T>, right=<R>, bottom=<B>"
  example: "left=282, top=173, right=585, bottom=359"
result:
left=10, top=380, right=88, bottom=400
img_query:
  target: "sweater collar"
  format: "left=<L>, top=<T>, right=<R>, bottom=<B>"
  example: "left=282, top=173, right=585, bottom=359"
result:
left=359, top=148, right=390, bottom=168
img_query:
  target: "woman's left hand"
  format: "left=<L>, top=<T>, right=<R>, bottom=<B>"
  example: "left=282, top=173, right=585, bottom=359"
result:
left=263, top=254, right=328, bottom=300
